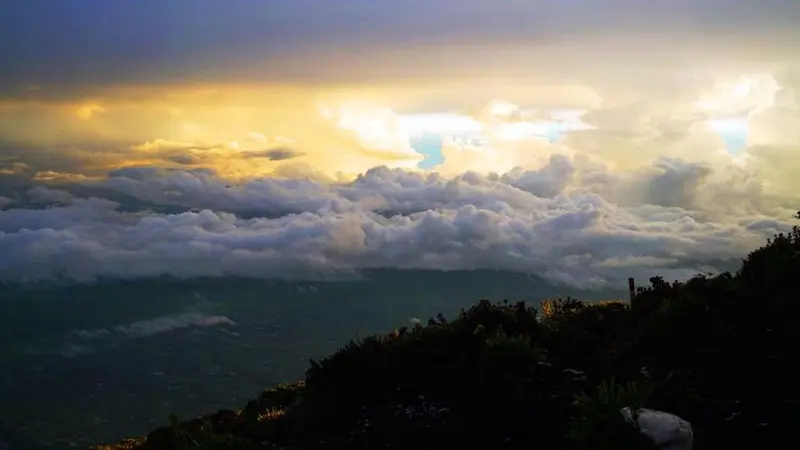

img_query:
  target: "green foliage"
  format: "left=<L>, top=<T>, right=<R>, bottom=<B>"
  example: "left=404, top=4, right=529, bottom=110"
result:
left=540, top=296, right=586, bottom=323
left=484, top=329, right=539, bottom=365
left=568, top=378, right=658, bottom=449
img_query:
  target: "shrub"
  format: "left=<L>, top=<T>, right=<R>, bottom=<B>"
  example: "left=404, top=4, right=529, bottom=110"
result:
left=567, top=378, right=659, bottom=449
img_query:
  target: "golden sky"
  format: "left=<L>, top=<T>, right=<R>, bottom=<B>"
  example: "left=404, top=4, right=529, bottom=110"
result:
left=0, top=2, right=798, bottom=191
left=0, top=72, right=795, bottom=195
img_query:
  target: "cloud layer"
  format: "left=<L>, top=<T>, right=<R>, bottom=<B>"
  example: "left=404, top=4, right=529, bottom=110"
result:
left=1, top=151, right=795, bottom=289
left=1, top=77, right=798, bottom=289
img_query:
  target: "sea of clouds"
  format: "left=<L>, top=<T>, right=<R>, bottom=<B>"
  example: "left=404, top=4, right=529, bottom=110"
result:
left=1, top=151, right=796, bottom=289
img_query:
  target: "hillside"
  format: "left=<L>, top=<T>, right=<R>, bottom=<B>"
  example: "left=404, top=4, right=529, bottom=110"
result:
left=92, top=221, right=800, bottom=450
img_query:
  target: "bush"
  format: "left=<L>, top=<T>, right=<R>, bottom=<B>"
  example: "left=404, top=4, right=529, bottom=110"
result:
left=568, top=378, right=658, bottom=449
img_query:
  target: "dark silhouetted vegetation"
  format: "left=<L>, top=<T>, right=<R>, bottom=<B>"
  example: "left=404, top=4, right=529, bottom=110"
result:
left=93, top=222, right=800, bottom=449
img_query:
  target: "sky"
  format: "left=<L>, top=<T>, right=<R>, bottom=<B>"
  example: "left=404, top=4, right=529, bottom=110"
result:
left=1, top=1, right=799, bottom=288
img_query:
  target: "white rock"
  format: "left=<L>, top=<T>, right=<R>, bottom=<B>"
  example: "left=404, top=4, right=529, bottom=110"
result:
left=621, top=407, right=693, bottom=450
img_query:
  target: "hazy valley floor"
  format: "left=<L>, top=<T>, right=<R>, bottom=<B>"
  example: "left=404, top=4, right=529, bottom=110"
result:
left=0, top=270, right=620, bottom=449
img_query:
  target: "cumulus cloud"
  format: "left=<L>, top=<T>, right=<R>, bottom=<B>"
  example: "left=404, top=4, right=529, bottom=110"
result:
left=499, top=154, right=576, bottom=198
left=101, top=167, right=354, bottom=217
left=0, top=153, right=795, bottom=289
left=26, top=186, right=74, bottom=205
left=742, top=74, right=800, bottom=196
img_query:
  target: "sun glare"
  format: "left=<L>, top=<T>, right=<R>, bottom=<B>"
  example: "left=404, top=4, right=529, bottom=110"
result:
left=694, top=74, right=778, bottom=114
left=327, top=100, right=595, bottom=143
left=486, top=100, right=519, bottom=118
left=397, top=114, right=484, bottom=136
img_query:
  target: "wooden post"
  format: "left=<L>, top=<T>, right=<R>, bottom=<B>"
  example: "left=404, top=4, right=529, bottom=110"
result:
left=628, top=277, right=636, bottom=303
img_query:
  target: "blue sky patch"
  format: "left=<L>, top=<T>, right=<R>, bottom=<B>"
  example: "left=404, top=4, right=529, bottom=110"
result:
left=411, top=134, right=445, bottom=169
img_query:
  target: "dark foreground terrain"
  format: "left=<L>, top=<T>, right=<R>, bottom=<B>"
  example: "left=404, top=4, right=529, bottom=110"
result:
left=93, top=223, right=800, bottom=449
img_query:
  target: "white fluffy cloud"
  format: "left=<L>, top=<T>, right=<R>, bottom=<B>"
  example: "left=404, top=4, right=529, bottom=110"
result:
left=0, top=153, right=795, bottom=289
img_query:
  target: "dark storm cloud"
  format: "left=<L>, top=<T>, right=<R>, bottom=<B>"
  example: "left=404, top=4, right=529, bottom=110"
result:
left=0, top=139, right=129, bottom=178
left=242, top=148, right=304, bottom=161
